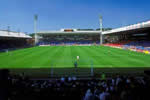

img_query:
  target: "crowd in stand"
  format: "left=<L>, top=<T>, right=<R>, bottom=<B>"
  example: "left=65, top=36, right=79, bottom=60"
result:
left=38, top=41, right=100, bottom=46
left=0, top=40, right=32, bottom=52
left=6, top=73, right=150, bottom=100
left=104, top=40, right=150, bottom=54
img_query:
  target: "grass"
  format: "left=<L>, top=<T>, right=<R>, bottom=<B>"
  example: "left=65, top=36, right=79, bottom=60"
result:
left=0, top=45, right=150, bottom=68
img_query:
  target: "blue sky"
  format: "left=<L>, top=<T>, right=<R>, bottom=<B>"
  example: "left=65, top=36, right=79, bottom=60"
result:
left=0, top=0, right=150, bottom=33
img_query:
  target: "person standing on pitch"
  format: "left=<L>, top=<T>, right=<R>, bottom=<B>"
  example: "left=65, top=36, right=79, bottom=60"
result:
left=77, top=56, right=79, bottom=61
left=74, top=60, right=78, bottom=72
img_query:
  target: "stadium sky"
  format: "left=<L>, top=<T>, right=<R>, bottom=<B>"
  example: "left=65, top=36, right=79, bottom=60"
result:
left=0, top=0, right=150, bottom=34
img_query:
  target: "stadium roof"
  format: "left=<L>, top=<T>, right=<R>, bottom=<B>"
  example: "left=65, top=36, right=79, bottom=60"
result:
left=0, top=30, right=31, bottom=38
left=37, top=29, right=101, bottom=35
left=37, top=20, right=150, bottom=35
left=102, top=20, right=150, bottom=35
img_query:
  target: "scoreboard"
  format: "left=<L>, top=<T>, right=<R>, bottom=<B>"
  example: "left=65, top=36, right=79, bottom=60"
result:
left=64, top=29, right=74, bottom=32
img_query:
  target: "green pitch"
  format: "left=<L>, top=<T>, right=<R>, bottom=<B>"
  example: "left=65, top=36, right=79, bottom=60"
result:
left=0, top=46, right=150, bottom=68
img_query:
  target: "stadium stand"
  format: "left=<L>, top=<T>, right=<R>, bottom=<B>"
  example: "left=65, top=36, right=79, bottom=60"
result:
left=102, top=20, right=150, bottom=54
left=36, top=29, right=100, bottom=46
left=5, top=71, right=150, bottom=100
left=38, top=41, right=100, bottom=46
left=104, top=40, right=150, bottom=54
left=0, top=30, right=32, bottom=52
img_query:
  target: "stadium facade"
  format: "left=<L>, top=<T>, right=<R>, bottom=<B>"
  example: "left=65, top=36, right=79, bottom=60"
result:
left=36, top=20, right=150, bottom=45
left=102, top=20, right=150, bottom=54
left=0, top=30, right=32, bottom=51
left=36, top=29, right=101, bottom=46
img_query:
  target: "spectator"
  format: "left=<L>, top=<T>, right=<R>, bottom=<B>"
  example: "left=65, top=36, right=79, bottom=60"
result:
left=99, top=87, right=110, bottom=100
left=94, top=86, right=101, bottom=100
left=84, top=89, right=94, bottom=100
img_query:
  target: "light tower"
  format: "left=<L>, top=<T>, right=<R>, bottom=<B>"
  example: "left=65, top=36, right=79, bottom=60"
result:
left=99, top=15, right=103, bottom=45
left=7, top=26, right=10, bottom=35
left=34, top=14, right=38, bottom=45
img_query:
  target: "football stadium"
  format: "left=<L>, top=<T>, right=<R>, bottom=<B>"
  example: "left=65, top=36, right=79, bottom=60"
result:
left=0, top=20, right=150, bottom=77
left=1, top=19, right=150, bottom=99
left=1, top=1, right=150, bottom=99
